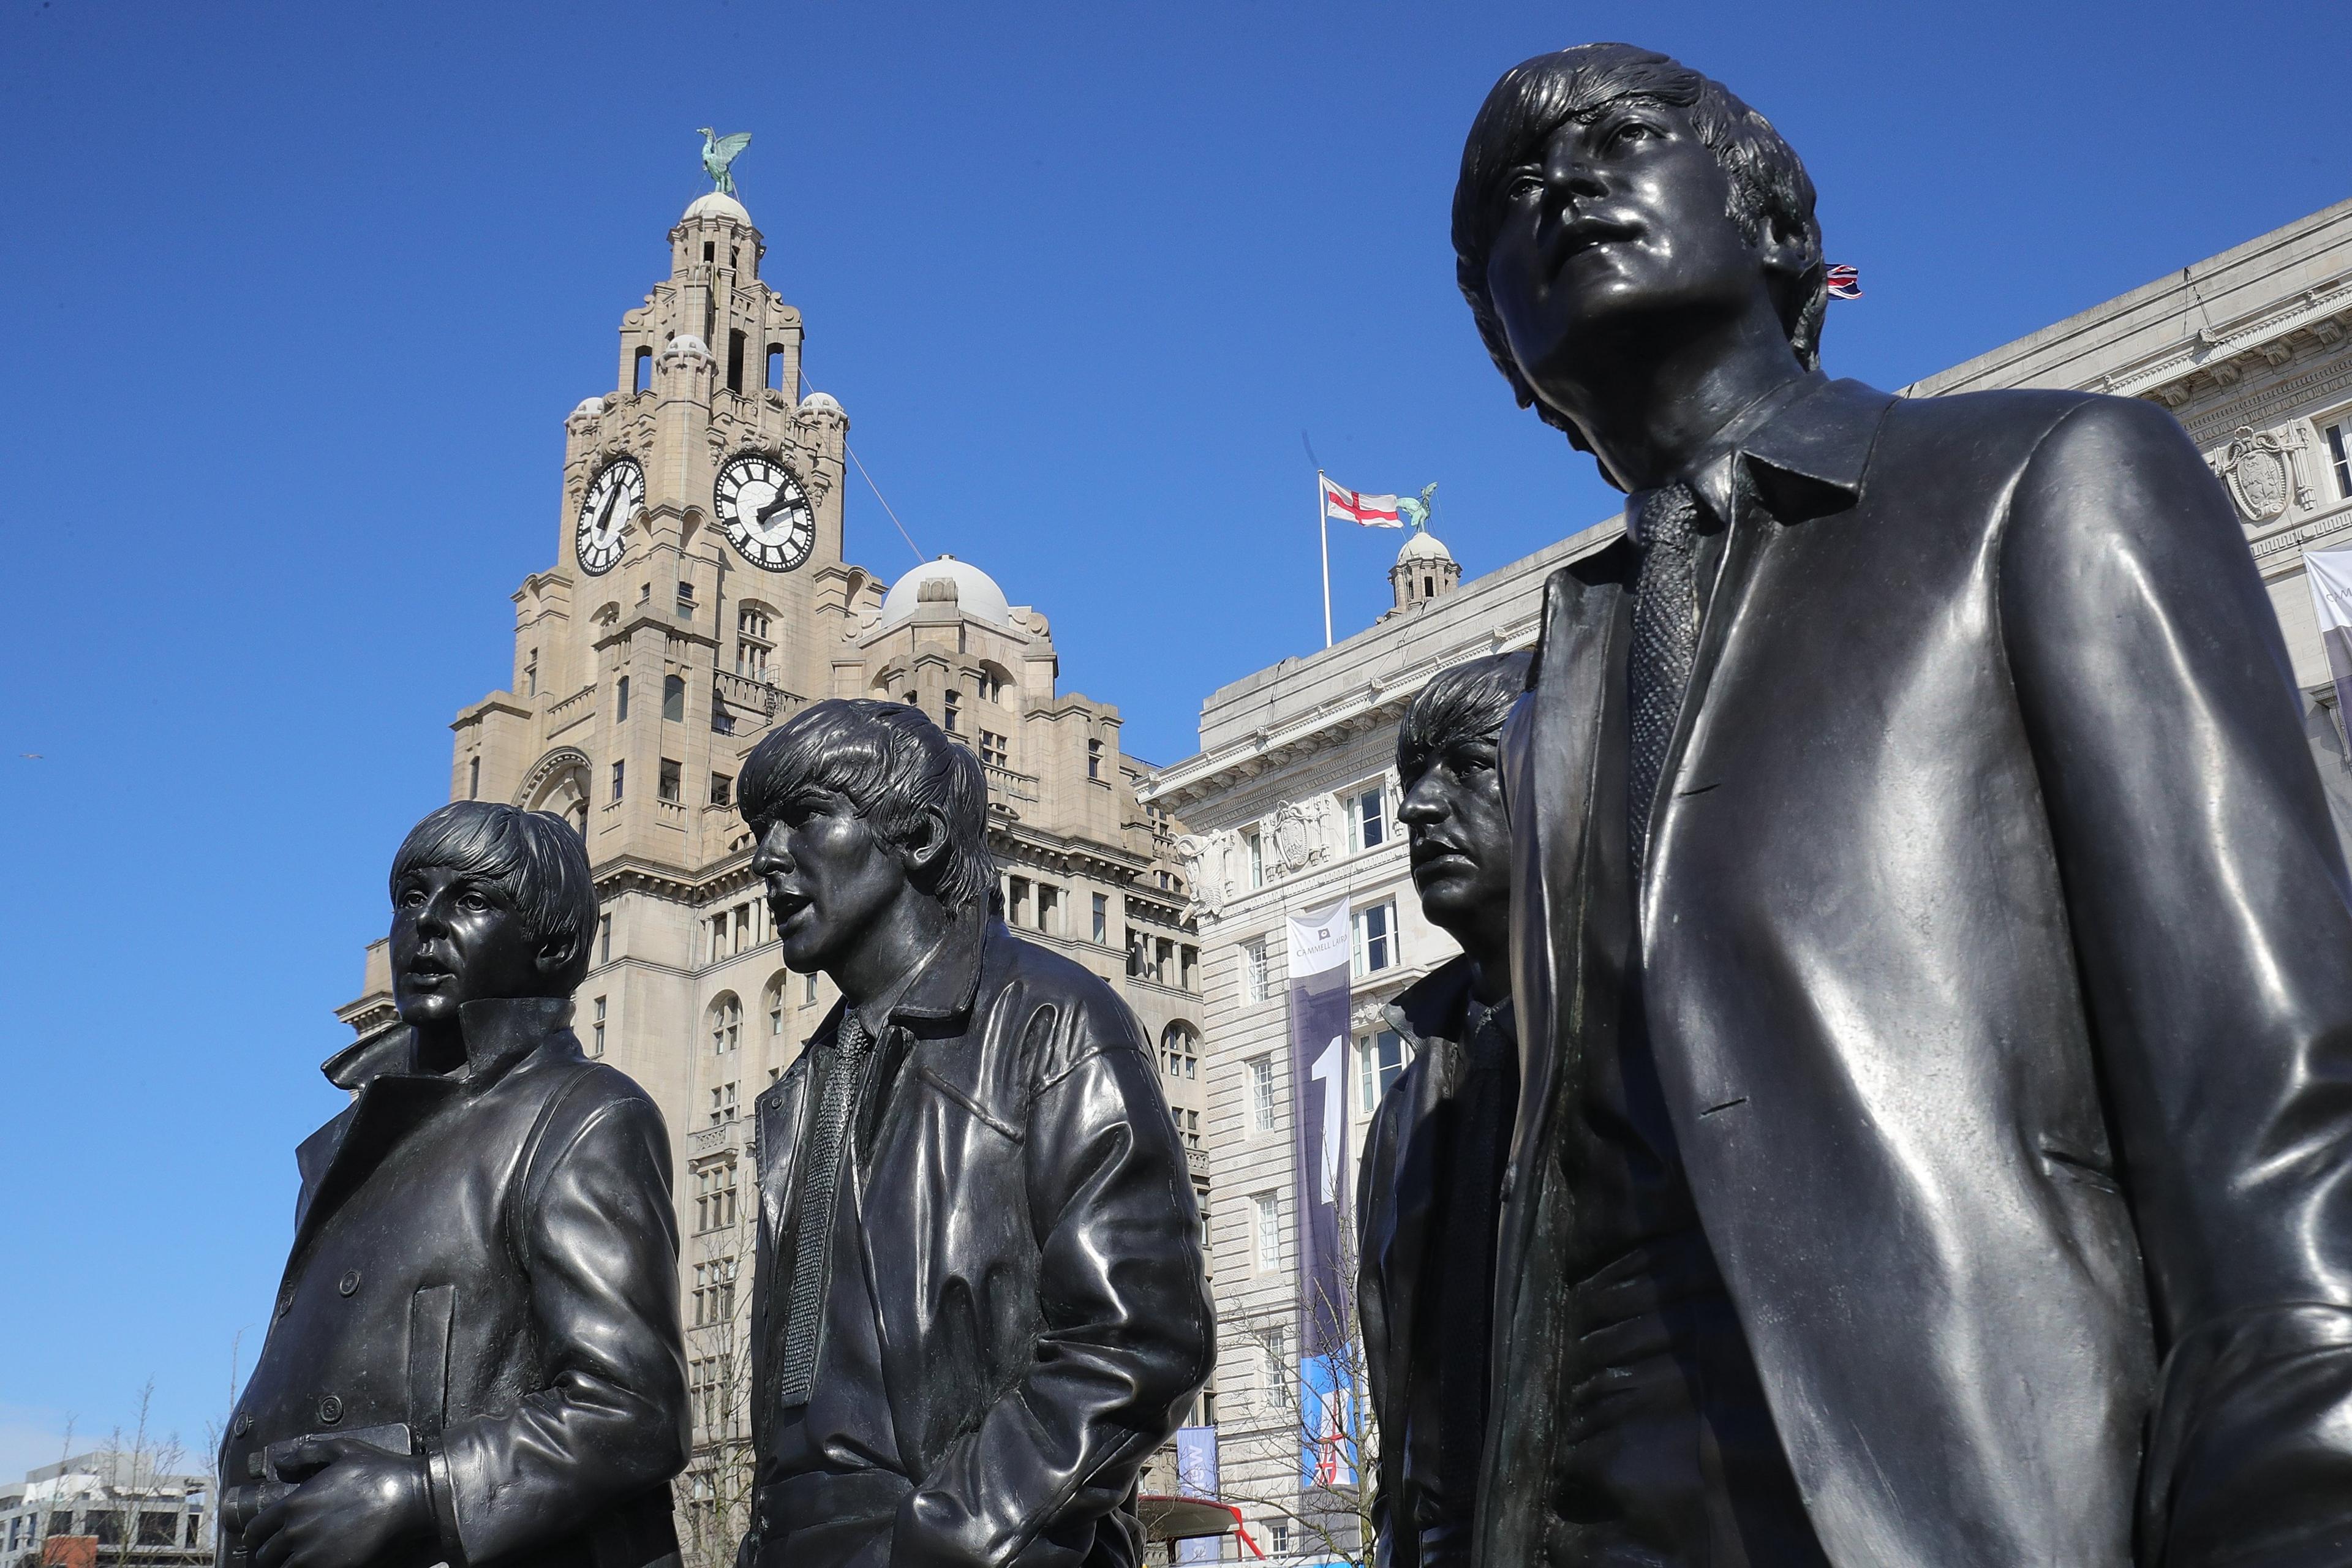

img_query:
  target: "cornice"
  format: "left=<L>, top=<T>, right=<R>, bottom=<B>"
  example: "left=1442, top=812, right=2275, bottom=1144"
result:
left=451, top=693, right=532, bottom=730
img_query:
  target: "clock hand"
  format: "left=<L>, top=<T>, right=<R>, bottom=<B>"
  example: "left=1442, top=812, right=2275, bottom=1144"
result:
left=590, top=485, right=622, bottom=541
left=755, top=486, right=797, bottom=527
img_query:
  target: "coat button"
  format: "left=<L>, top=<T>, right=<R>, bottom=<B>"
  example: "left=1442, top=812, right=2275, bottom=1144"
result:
left=233, top=1412, right=253, bottom=1438
left=317, top=1395, right=343, bottom=1426
left=337, top=1270, right=361, bottom=1297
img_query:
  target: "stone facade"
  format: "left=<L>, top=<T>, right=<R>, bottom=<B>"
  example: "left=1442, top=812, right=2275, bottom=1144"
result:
left=336, top=190, right=1208, bottom=1562
left=1144, top=194, right=2352, bottom=1560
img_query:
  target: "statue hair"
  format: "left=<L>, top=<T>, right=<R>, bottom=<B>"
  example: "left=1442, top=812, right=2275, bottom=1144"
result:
left=390, top=801, right=600, bottom=993
left=1397, top=650, right=1536, bottom=786
left=738, top=698, right=996, bottom=914
left=1451, top=43, right=1829, bottom=448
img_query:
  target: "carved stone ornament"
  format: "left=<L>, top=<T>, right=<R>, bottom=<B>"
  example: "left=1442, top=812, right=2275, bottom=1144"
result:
left=1270, top=803, right=1322, bottom=873
left=1173, top=833, right=1226, bottom=922
left=2219, top=426, right=2294, bottom=524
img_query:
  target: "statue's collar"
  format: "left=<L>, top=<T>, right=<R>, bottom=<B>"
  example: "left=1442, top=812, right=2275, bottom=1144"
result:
left=1676, top=374, right=1893, bottom=529
left=322, top=995, right=573, bottom=1090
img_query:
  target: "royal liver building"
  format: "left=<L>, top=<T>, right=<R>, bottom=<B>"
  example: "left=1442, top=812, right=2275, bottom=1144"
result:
left=336, top=182, right=1212, bottom=1566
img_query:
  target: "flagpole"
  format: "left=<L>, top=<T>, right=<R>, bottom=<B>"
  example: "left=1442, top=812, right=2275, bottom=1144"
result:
left=1317, top=470, right=1333, bottom=649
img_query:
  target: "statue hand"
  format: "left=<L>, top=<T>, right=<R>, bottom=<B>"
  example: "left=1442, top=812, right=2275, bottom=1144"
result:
left=244, top=1438, right=434, bottom=1568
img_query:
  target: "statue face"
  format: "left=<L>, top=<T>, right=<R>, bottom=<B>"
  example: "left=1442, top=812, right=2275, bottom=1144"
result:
left=1483, top=99, right=1770, bottom=413
left=390, top=864, right=559, bottom=1027
left=750, top=790, right=916, bottom=976
left=1399, top=737, right=1512, bottom=945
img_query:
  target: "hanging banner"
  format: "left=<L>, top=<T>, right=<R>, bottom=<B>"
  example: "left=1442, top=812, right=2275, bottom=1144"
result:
left=1173, top=1426, right=1221, bottom=1565
left=1286, top=897, right=1351, bottom=1355
left=2305, top=549, right=2352, bottom=753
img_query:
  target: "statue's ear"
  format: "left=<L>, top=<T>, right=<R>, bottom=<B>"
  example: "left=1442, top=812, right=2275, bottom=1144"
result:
left=897, top=806, right=951, bottom=879
left=534, top=929, right=576, bottom=980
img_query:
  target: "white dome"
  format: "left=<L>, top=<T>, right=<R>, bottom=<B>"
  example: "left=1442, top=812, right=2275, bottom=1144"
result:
left=1397, top=529, right=1454, bottom=564
left=878, top=556, right=1014, bottom=630
left=665, top=333, right=711, bottom=358
left=683, top=190, right=752, bottom=225
left=799, top=390, right=844, bottom=418
left=568, top=396, right=605, bottom=421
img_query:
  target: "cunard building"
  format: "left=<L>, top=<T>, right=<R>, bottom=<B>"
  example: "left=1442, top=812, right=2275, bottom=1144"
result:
left=334, top=178, right=1212, bottom=1564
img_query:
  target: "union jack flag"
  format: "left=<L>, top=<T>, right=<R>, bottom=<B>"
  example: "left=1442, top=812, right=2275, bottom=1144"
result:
left=1825, top=263, right=1863, bottom=301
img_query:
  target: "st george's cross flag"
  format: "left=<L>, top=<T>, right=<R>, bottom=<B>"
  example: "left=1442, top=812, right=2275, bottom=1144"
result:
left=1825, top=263, right=1863, bottom=301
left=1321, top=475, right=1405, bottom=527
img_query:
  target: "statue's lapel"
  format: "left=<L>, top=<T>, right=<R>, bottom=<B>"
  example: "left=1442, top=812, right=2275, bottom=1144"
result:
left=287, top=1074, right=462, bottom=1265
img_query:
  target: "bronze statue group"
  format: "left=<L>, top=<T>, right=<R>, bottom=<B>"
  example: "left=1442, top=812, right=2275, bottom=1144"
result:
left=217, top=44, right=2352, bottom=1568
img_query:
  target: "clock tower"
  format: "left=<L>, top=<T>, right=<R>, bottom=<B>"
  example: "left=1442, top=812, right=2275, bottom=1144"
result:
left=338, top=172, right=1211, bottom=1568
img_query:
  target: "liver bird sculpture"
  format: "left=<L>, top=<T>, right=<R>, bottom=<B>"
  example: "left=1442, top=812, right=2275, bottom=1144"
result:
left=1396, top=482, right=1438, bottom=531
left=698, top=128, right=753, bottom=195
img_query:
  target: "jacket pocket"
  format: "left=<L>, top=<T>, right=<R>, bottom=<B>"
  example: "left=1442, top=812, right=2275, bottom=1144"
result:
left=916, top=1065, right=1025, bottom=1144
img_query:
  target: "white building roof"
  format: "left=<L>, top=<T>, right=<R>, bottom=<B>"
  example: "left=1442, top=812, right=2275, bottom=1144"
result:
left=877, top=556, right=1016, bottom=630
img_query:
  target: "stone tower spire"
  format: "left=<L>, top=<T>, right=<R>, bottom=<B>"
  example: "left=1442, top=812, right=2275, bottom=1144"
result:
left=1384, top=529, right=1462, bottom=619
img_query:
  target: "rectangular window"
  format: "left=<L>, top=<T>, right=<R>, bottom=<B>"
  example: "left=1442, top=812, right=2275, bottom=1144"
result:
left=1245, top=829, right=1265, bottom=888
left=525, top=648, right=538, bottom=696
left=711, top=915, right=728, bottom=963
left=804, top=971, right=820, bottom=1005
left=592, top=996, right=607, bottom=1058
left=2329, top=419, right=2352, bottom=499
left=1344, top=783, right=1388, bottom=853
left=598, top=913, right=612, bottom=964
left=611, top=760, right=625, bottom=802
left=1169, top=1106, right=1199, bottom=1150
left=1357, top=1028, right=1405, bottom=1110
left=1180, top=944, right=1199, bottom=992
left=709, top=1082, right=738, bottom=1125
left=616, top=674, right=630, bottom=720
left=943, top=689, right=961, bottom=733
left=1155, top=937, right=1175, bottom=983
left=733, top=905, right=750, bottom=952
left=1243, top=938, right=1270, bottom=1003
left=1247, top=1054, right=1277, bottom=1132
left=1087, top=738, right=1104, bottom=779
left=710, top=772, right=733, bottom=807
left=662, top=674, right=686, bottom=722
left=1091, top=892, right=1109, bottom=944
left=1036, top=883, right=1060, bottom=934
left=1353, top=900, right=1396, bottom=976
left=980, top=730, right=1009, bottom=769
left=1008, top=876, right=1030, bottom=928
left=676, top=579, right=696, bottom=619
left=659, top=758, right=682, bottom=803
left=467, top=755, right=480, bottom=799
left=1252, top=1192, right=1281, bottom=1272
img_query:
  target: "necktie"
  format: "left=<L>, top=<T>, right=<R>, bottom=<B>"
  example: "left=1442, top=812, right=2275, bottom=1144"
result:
left=776, top=1009, right=873, bottom=1406
left=1626, top=482, right=1702, bottom=882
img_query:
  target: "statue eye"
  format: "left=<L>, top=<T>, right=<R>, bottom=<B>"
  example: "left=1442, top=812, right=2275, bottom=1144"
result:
left=1605, top=118, right=1659, bottom=152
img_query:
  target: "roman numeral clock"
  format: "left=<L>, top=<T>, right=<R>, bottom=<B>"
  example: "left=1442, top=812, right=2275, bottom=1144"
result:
left=715, top=452, right=817, bottom=571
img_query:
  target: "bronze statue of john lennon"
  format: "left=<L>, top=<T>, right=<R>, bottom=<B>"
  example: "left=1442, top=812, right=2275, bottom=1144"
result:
left=1455, top=41, right=2352, bottom=1568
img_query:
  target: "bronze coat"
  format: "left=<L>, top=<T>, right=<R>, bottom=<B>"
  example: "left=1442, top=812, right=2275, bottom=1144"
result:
left=222, top=997, right=690, bottom=1568
left=1489, top=376, right=2352, bottom=1568
left=744, top=917, right=1213, bottom=1568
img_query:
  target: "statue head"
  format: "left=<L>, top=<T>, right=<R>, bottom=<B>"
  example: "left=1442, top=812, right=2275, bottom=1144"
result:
left=1396, top=652, right=1531, bottom=974
left=388, top=801, right=598, bottom=1031
left=1452, top=44, right=1826, bottom=454
left=740, top=699, right=993, bottom=984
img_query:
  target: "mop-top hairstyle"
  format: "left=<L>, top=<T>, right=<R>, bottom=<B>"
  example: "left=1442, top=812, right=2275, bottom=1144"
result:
left=737, top=698, right=995, bottom=913
left=1397, top=651, right=1537, bottom=788
left=1452, top=43, right=1828, bottom=444
left=389, top=801, right=600, bottom=992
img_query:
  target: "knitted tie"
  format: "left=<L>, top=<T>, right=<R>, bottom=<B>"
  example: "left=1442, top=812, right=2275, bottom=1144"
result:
left=1626, top=483, right=1702, bottom=882
left=776, top=1009, right=873, bottom=1406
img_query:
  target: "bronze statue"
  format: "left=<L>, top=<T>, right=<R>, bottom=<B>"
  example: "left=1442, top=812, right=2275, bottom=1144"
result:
left=734, top=699, right=1212, bottom=1568
left=1355, top=652, right=1529, bottom=1568
left=219, top=802, right=688, bottom=1568
left=1455, top=42, right=2352, bottom=1567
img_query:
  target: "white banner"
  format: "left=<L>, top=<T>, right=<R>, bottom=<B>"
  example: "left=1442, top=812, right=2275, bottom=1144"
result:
left=2305, top=549, right=2352, bottom=748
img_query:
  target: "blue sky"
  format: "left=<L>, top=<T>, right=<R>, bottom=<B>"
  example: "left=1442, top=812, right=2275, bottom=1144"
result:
left=1, top=0, right=2343, bottom=1471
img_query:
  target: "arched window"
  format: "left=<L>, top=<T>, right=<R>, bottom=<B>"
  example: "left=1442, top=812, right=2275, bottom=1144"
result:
left=736, top=604, right=774, bottom=679
left=763, top=971, right=790, bottom=1040
left=766, top=344, right=785, bottom=391
left=633, top=345, right=652, bottom=394
left=976, top=663, right=1011, bottom=704
left=727, top=329, right=747, bottom=394
left=1160, top=1022, right=1199, bottom=1080
left=709, top=993, right=741, bottom=1055
left=663, top=674, right=686, bottom=722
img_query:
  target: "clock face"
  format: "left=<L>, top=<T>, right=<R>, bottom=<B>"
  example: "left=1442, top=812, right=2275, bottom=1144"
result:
left=575, top=457, right=644, bottom=576
left=715, top=453, right=817, bottom=571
